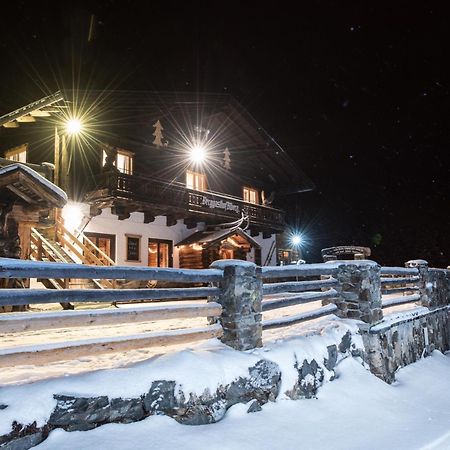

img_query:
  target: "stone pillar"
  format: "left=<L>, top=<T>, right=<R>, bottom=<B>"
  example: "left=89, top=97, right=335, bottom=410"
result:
left=209, top=260, right=262, bottom=350
left=405, top=259, right=431, bottom=308
left=333, top=261, right=383, bottom=325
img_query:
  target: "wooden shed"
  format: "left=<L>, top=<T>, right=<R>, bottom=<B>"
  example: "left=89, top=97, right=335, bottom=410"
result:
left=176, top=227, right=261, bottom=269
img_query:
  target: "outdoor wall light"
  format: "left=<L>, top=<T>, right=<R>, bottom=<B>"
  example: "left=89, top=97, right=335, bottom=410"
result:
left=189, top=144, right=207, bottom=163
left=66, top=118, right=83, bottom=135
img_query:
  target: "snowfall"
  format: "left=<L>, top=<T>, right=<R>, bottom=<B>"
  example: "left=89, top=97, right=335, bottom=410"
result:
left=1, top=301, right=450, bottom=450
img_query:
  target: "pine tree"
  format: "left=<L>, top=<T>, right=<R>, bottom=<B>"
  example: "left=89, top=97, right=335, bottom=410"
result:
left=223, top=147, right=231, bottom=170
left=152, top=120, right=164, bottom=148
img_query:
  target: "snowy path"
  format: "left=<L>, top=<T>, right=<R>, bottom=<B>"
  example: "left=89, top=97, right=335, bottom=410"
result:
left=34, top=352, right=450, bottom=450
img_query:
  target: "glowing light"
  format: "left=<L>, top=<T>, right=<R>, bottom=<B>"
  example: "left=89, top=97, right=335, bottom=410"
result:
left=291, top=234, right=303, bottom=247
left=66, top=118, right=82, bottom=135
left=62, top=203, right=84, bottom=232
left=190, top=144, right=206, bottom=163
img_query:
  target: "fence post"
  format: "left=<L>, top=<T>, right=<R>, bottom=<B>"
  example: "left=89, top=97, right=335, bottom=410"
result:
left=333, top=261, right=383, bottom=326
left=209, top=260, right=262, bottom=351
left=405, top=259, right=431, bottom=308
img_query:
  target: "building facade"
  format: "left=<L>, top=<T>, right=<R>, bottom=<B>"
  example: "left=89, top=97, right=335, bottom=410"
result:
left=0, top=90, right=313, bottom=269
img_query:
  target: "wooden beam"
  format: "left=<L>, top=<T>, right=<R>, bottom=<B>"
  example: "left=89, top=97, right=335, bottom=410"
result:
left=262, top=304, right=338, bottom=330
left=144, top=212, right=155, bottom=223
left=0, top=257, right=223, bottom=283
left=184, top=218, right=197, bottom=229
left=166, top=215, right=177, bottom=226
left=0, top=324, right=223, bottom=368
left=262, top=278, right=339, bottom=295
left=0, top=302, right=222, bottom=333
left=6, top=184, right=35, bottom=203
left=0, top=286, right=221, bottom=307
left=89, top=205, right=102, bottom=217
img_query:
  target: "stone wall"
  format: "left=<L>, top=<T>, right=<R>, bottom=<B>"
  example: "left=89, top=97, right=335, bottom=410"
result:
left=361, top=306, right=450, bottom=383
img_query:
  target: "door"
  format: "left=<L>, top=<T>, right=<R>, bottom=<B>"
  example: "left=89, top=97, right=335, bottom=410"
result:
left=148, top=239, right=173, bottom=267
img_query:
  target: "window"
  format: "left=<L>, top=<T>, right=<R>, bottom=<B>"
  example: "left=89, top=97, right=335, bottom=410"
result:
left=102, top=149, right=134, bottom=174
left=148, top=239, right=173, bottom=268
left=84, top=232, right=116, bottom=263
left=5, top=144, right=27, bottom=163
left=126, top=235, right=141, bottom=261
left=186, top=170, right=207, bottom=191
left=243, top=187, right=259, bottom=204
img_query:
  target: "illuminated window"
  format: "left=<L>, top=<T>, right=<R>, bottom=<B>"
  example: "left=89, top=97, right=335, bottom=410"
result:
left=148, top=239, right=173, bottom=267
left=186, top=170, right=207, bottom=191
left=102, top=149, right=134, bottom=174
left=243, top=187, right=259, bottom=204
left=5, top=144, right=27, bottom=163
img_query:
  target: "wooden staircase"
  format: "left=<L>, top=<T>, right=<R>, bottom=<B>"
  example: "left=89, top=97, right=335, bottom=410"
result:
left=30, top=216, right=116, bottom=292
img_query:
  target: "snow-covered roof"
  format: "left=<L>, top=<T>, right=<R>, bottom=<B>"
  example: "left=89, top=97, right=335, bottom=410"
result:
left=0, top=163, right=67, bottom=207
left=176, top=227, right=261, bottom=249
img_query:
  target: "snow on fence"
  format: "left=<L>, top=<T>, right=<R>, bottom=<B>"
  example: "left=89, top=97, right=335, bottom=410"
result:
left=0, top=257, right=447, bottom=368
left=0, top=258, right=223, bottom=367
left=261, top=263, right=340, bottom=330
left=380, top=266, right=421, bottom=310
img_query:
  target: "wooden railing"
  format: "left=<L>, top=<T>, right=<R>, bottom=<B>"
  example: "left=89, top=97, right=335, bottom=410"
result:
left=0, top=258, right=223, bottom=367
left=93, top=171, right=285, bottom=230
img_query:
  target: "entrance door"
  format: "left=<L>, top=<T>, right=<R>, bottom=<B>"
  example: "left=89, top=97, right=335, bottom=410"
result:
left=84, top=232, right=116, bottom=263
left=148, top=239, right=173, bottom=267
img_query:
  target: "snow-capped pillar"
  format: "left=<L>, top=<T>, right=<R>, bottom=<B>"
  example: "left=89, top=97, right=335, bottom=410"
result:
left=334, top=261, right=383, bottom=325
left=405, top=259, right=432, bottom=308
left=209, top=260, right=263, bottom=350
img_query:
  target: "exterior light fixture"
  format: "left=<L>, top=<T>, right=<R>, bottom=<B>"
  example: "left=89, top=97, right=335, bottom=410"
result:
left=190, top=144, right=207, bottom=163
left=66, top=118, right=82, bottom=135
left=291, top=234, right=303, bottom=247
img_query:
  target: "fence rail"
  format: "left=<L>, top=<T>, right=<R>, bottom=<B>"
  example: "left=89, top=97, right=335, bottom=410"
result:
left=0, top=257, right=449, bottom=368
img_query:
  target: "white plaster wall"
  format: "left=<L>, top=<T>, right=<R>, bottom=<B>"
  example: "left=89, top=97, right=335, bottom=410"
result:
left=65, top=202, right=205, bottom=267
left=250, top=233, right=277, bottom=267
left=62, top=202, right=278, bottom=268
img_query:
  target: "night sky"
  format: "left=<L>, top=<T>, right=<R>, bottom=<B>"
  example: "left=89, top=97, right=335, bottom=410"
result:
left=1, top=1, right=449, bottom=266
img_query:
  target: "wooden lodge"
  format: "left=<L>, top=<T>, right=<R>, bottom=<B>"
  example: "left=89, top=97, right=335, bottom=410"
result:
left=0, top=90, right=313, bottom=270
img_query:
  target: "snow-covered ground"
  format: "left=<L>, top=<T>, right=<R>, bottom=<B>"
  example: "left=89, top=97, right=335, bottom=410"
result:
left=0, top=293, right=418, bottom=385
left=32, top=351, right=450, bottom=450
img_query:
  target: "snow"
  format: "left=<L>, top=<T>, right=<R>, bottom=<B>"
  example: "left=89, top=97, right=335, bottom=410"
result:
left=33, top=352, right=450, bottom=450
left=0, top=163, right=67, bottom=202
left=0, top=318, right=355, bottom=437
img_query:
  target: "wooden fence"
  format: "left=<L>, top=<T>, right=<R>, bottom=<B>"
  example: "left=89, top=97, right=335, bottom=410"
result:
left=0, top=258, right=223, bottom=368
left=380, top=266, right=421, bottom=308
left=0, top=257, right=447, bottom=369
left=261, top=263, right=339, bottom=330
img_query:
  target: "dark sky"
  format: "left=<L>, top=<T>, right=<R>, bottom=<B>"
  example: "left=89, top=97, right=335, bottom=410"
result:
left=1, top=1, right=449, bottom=266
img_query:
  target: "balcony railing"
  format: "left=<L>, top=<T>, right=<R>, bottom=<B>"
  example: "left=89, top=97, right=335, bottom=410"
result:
left=88, top=171, right=285, bottom=231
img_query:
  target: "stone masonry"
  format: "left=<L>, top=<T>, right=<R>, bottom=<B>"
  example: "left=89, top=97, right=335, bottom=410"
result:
left=209, top=260, right=262, bottom=350
left=332, top=261, right=383, bottom=325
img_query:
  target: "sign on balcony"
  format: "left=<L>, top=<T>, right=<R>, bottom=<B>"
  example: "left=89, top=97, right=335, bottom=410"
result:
left=201, top=196, right=240, bottom=214
left=188, top=192, right=241, bottom=216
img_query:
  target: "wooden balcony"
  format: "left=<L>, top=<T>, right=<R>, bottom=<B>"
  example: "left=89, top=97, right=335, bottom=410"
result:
left=86, top=171, right=285, bottom=232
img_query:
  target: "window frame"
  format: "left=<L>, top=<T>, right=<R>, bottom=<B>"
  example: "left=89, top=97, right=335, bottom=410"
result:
left=5, top=144, right=27, bottom=163
left=148, top=238, right=173, bottom=268
left=243, top=186, right=259, bottom=204
left=125, top=234, right=141, bottom=262
left=186, top=170, right=207, bottom=192
left=102, top=148, right=134, bottom=175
